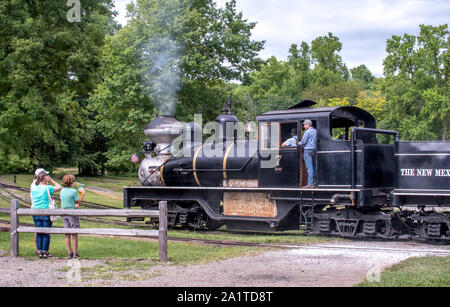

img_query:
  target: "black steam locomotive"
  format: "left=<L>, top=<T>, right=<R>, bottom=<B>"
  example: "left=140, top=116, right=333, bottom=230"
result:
left=124, top=99, right=450, bottom=241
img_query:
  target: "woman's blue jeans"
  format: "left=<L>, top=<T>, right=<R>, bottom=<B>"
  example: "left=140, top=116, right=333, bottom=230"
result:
left=33, top=216, right=51, bottom=252
left=303, top=149, right=316, bottom=186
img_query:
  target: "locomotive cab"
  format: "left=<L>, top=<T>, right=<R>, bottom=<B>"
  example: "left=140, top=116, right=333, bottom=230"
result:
left=257, top=100, right=395, bottom=206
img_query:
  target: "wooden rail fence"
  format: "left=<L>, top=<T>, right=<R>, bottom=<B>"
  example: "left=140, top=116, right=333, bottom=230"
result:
left=8, top=199, right=168, bottom=262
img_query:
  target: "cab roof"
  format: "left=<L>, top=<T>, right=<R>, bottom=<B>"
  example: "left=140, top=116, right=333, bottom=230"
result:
left=256, top=100, right=376, bottom=129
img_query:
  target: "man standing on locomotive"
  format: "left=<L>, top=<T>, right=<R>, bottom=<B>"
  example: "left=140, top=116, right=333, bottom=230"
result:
left=300, top=119, right=317, bottom=188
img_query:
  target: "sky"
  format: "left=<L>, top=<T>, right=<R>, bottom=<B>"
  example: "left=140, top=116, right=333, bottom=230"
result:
left=113, top=0, right=450, bottom=77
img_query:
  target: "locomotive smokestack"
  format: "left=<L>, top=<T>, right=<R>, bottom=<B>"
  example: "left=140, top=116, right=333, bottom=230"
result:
left=144, top=115, right=183, bottom=154
left=227, top=97, right=233, bottom=115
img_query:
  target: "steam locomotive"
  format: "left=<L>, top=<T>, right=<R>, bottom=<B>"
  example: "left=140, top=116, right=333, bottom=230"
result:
left=124, top=99, right=450, bottom=241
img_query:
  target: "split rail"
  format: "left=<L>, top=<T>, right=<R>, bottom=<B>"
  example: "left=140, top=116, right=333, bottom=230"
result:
left=7, top=199, right=168, bottom=262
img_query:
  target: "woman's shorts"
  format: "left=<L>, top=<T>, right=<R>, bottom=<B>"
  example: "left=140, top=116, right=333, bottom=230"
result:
left=62, top=216, right=80, bottom=229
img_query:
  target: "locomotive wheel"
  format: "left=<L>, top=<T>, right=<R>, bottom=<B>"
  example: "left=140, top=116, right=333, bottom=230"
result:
left=187, top=211, right=224, bottom=231
left=311, top=207, right=402, bottom=239
left=414, top=212, right=450, bottom=240
left=171, top=202, right=224, bottom=231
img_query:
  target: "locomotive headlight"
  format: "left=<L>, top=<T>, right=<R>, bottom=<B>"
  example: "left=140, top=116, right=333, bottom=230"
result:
left=138, top=156, right=165, bottom=186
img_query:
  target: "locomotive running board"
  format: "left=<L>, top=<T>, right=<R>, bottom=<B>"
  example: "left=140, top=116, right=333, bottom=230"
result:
left=124, top=186, right=360, bottom=192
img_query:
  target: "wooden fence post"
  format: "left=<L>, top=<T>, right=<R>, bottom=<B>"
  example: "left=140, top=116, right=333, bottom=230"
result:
left=10, top=199, right=19, bottom=257
left=158, top=201, right=168, bottom=263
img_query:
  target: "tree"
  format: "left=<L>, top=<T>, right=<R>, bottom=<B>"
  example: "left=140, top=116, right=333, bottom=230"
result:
left=351, top=64, right=375, bottom=86
left=382, top=24, right=449, bottom=141
left=327, top=90, right=386, bottom=120
left=310, top=32, right=350, bottom=84
left=232, top=55, right=305, bottom=120
left=88, top=25, right=155, bottom=173
left=286, top=42, right=313, bottom=99
left=0, top=0, right=116, bottom=173
left=355, top=90, right=387, bottom=121
left=233, top=33, right=358, bottom=118
left=89, top=0, right=264, bottom=173
left=181, top=0, right=265, bottom=82
left=302, top=81, right=363, bottom=107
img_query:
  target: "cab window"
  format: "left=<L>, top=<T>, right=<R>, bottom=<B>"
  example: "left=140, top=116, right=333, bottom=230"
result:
left=280, top=122, right=298, bottom=149
left=330, top=116, right=362, bottom=141
left=259, top=122, right=279, bottom=150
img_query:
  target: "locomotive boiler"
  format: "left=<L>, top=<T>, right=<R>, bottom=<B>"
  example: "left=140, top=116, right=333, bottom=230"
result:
left=124, top=99, right=450, bottom=241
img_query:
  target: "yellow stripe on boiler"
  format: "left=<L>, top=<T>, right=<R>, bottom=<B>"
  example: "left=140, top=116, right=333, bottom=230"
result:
left=223, top=143, right=235, bottom=180
left=193, top=146, right=203, bottom=187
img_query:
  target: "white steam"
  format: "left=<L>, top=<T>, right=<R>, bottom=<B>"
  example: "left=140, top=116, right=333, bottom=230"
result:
left=142, top=36, right=183, bottom=116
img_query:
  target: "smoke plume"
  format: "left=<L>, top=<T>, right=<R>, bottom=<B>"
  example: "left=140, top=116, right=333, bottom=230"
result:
left=142, top=36, right=183, bottom=116
left=140, top=0, right=184, bottom=116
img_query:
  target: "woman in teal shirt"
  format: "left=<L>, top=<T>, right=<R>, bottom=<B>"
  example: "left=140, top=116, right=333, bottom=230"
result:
left=31, top=172, right=62, bottom=258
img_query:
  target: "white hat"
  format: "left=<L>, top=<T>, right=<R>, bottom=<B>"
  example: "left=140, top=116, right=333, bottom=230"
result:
left=35, top=168, right=49, bottom=177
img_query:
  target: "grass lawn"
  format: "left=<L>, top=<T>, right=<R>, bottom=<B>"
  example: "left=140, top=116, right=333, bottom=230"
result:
left=357, top=256, right=450, bottom=287
left=0, top=231, right=260, bottom=264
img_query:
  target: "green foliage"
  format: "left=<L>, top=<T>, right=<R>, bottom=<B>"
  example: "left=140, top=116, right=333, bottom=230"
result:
left=180, top=0, right=265, bottom=82
left=89, top=0, right=264, bottom=173
left=310, top=32, right=350, bottom=83
left=303, top=80, right=363, bottom=107
left=382, top=24, right=449, bottom=141
left=88, top=25, right=156, bottom=173
left=124, top=0, right=264, bottom=84
left=0, top=0, right=447, bottom=175
left=177, top=80, right=234, bottom=123
left=326, top=90, right=387, bottom=125
left=231, top=56, right=299, bottom=121
left=232, top=33, right=357, bottom=120
left=355, top=90, right=386, bottom=120
left=0, top=0, right=117, bottom=173
left=351, top=64, right=375, bottom=86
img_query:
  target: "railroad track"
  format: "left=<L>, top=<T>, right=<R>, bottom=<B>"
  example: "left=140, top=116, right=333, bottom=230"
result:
left=2, top=182, right=449, bottom=251
left=165, top=237, right=450, bottom=255
left=289, top=243, right=450, bottom=256
left=1, top=218, right=449, bottom=255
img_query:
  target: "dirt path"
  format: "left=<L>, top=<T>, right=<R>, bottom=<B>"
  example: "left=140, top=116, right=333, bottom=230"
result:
left=0, top=240, right=448, bottom=287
